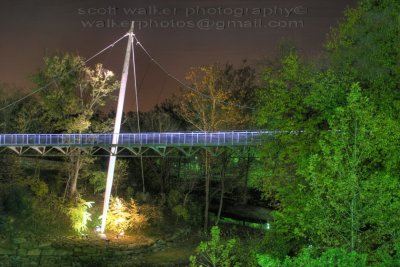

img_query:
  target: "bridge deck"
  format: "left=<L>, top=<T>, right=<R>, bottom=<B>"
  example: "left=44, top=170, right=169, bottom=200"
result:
left=0, top=131, right=270, bottom=149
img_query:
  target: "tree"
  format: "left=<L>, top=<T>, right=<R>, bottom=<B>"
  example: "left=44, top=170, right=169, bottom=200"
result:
left=304, top=85, right=400, bottom=253
left=33, top=54, right=119, bottom=198
left=254, top=1, right=400, bottom=254
left=326, top=0, right=400, bottom=117
left=271, top=85, right=400, bottom=259
left=190, top=226, right=241, bottom=267
left=176, top=64, right=252, bottom=231
left=123, top=105, right=183, bottom=194
left=252, top=0, right=400, bottom=260
left=254, top=51, right=321, bottom=202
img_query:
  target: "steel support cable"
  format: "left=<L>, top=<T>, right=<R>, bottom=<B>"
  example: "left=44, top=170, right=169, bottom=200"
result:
left=135, top=39, right=255, bottom=111
left=156, top=76, right=168, bottom=113
left=131, top=36, right=146, bottom=193
left=138, top=61, right=152, bottom=91
left=0, top=34, right=128, bottom=112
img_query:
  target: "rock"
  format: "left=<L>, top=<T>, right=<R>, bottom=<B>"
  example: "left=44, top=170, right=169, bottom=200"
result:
left=78, top=255, right=91, bottom=261
left=17, top=248, right=27, bottom=256
left=0, top=248, right=16, bottom=255
left=27, top=249, right=41, bottom=256
left=127, top=244, right=138, bottom=249
left=156, top=239, right=166, bottom=246
left=54, top=250, right=72, bottom=256
left=19, top=242, right=35, bottom=250
left=38, top=242, right=52, bottom=248
left=82, top=247, right=96, bottom=254
left=12, top=238, right=27, bottom=244
left=41, top=249, right=55, bottom=256
left=152, top=247, right=162, bottom=252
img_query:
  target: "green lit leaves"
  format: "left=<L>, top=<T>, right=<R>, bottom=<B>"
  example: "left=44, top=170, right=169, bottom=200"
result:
left=66, top=198, right=94, bottom=234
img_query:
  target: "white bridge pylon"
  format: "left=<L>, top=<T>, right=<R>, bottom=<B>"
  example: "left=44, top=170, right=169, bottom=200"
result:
left=101, top=22, right=135, bottom=234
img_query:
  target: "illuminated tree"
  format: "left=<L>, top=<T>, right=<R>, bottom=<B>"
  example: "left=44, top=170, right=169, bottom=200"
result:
left=106, top=197, right=147, bottom=233
left=176, top=64, right=250, bottom=231
left=33, top=54, right=120, bottom=199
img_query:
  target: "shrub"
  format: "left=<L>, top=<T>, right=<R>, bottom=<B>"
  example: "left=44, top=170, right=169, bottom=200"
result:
left=167, top=190, right=201, bottom=226
left=66, top=198, right=94, bottom=234
left=258, top=248, right=367, bottom=267
left=106, top=197, right=147, bottom=233
left=28, top=178, right=49, bottom=197
left=88, top=171, right=106, bottom=194
left=190, top=226, right=241, bottom=267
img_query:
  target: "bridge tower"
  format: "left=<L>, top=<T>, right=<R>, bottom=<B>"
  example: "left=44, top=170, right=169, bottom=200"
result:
left=101, top=22, right=135, bottom=234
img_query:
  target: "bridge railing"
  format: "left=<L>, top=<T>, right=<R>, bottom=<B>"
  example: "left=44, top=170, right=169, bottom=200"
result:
left=0, top=131, right=271, bottom=147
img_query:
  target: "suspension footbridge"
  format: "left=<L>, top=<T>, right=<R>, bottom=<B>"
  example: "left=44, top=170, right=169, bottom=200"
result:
left=0, top=22, right=272, bottom=233
left=0, top=131, right=270, bottom=156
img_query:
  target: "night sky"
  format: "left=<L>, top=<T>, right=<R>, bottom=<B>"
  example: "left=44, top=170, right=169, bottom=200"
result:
left=0, top=0, right=357, bottom=111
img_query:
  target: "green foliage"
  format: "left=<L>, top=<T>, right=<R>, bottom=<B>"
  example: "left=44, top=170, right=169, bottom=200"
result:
left=88, top=171, right=106, bottom=194
left=28, top=178, right=49, bottom=198
left=253, top=0, right=400, bottom=260
left=167, top=190, right=201, bottom=225
left=0, top=178, right=69, bottom=237
left=254, top=51, right=321, bottom=201
left=259, top=83, right=400, bottom=258
left=113, top=160, right=129, bottom=195
left=371, top=242, right=400, bottom=266
left=106, top=197, right=147, bottom=233
left=66, top=198, right=94, bottom=234
left=1, top=185, right=31, bottom=216
left=298, top=85, right=400, bottom=252
left=168, top=190, right=188, bottom=222
left=172, top=204, right=189, bottom=221
left=167, top=190, right=183, bottom=208
left=326, top=0, right=400, bottom=116
left=258, top=248, right=367, bottom=267
left=33, top=54, right=119, bottom=133
left=190, top=226, right=240, bottom=267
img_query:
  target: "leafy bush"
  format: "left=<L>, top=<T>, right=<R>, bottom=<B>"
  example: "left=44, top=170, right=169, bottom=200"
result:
left=27, top=178, right=49, bottom=197
left=66, top=198, right=94, bottom=234
left=370, top=242, right=400, bottom=267
left=1, top=186, right=31, bottom=215
left=167, top=190, right=201, bottom=225
left=258, top=248, right=367, bottom=267
left=138, top=202, right=163, bottom=227
left=0, top=178, right=69, bottom=237
left=88, top=171, right=106, bottom=194
left=172, top=204, right=189, bottom=221
left=167, top=190, right=183, bottom=208
left=190, top=226, right=241, bottom=267
left=106, top=197, right=147, bottom=233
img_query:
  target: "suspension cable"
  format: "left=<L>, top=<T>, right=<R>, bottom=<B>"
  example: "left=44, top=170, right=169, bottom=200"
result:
left=131, top=35, right=146, bottom=193
left=135, top=39, right=255, bottom=111
left=0, top=34, right=128, bottom=112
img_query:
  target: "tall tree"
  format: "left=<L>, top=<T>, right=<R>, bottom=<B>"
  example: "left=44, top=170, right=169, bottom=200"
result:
left=326, top=0, right=400, bottom=117
left=176, top=64, right=251, bottom=231
left=33, top=54, right=119, bottom=198
left=285, top=85, right=400, bottom=257
left=253, top=0, right=400, bottom=259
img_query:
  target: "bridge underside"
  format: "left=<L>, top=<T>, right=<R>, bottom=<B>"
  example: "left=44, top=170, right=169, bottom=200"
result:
left=0, top=145, right=258, bottom=157
left=0, top=131, right=269, bottom=157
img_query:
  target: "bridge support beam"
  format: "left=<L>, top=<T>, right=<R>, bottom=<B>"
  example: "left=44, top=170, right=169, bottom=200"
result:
left=101, top=22, right=134, bottom=234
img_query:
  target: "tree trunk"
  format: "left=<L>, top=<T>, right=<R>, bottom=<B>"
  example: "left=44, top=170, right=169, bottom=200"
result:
left=216, top=154, right=228, bottom=225
left=242, top=150, right=251, bottom=205
left=140, top=156, right=145, bottom=193
left=216, top=177, right=224, bottom=225
left=204, top=151, right=210, bottom=232
left=160, top=158, right=165, bottom=195
left=69, top=151, right=82, bottom=198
